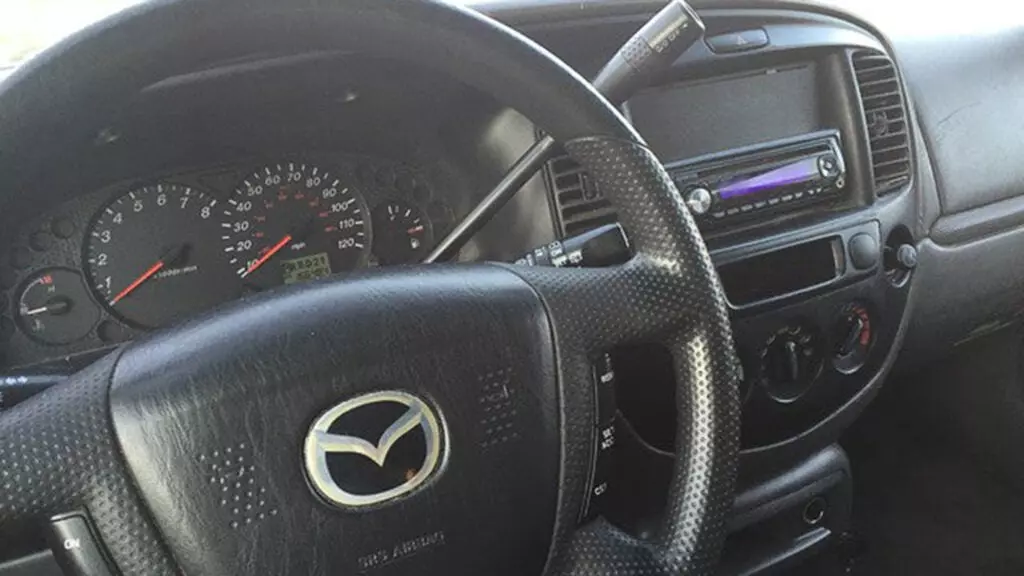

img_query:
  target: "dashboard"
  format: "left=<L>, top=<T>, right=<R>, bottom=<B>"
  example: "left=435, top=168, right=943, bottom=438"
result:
left=1, top=153, right=454, bottom=358
left=1, top=0, right=1021, bottom=478
left=0, top=2, right=915, bottom=458
left=0, top=53, right=557, bottom=371
left=5, top=0, right=1024, bottom=573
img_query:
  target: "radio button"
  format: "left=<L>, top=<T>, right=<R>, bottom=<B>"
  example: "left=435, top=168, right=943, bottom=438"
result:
left=706, top=29, right=770, bottom=54
left=849, top=233, right=880, bottom=270
left=818, top=154, right=841, bottom=179
left=684, top=187, right=714, bottom=216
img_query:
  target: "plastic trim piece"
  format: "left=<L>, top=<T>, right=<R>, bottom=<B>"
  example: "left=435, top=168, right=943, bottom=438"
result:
left=731, top=445, right=851, bottom=532
left=930, top=194, right=1024, bottom=246
left=725, top=528, right=831, bottom=576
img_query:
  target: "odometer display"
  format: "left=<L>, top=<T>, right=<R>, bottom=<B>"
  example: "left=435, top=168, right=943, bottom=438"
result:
left=281, top=252, right=332, bottom=285
left=222, top=162, right=370, bottom=289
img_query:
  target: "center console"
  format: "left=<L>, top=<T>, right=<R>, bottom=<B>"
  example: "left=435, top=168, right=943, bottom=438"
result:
left=544, top=8, right=917, bottom=456
left=629, top=34, right=916, bottom=451
left=532, top=4, right=921, bottom=574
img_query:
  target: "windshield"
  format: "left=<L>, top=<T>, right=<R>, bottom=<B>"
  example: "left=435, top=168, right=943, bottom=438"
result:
left=1, top=0, right=139, bottom=68
left=1, top=0, right=1018, bottom=70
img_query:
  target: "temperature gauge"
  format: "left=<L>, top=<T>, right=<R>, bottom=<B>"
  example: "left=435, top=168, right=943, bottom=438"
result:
left=17, top=268, right=101, bottom=345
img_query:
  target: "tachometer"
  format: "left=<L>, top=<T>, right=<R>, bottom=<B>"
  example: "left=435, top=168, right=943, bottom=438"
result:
left=221, top=162, right=370, bottom=289
left=84, top=183, right=241, bottom=328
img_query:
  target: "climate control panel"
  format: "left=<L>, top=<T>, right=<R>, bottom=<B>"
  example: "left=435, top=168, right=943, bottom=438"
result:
left=754, top=303, right=876, bottom=403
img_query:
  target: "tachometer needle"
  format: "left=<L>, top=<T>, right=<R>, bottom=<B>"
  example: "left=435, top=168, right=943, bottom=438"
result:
left=111, top=244, right=185, bottom=305
left=241, top=234, right=292, bottom=278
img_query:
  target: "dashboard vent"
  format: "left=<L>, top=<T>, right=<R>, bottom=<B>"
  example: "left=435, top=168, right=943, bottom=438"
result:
left=544, top=149, right=618, bottom=237
left=853, top=50, right=911, bottom=196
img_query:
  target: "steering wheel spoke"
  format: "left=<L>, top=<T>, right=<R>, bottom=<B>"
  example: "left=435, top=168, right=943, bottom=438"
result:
left=508, top=257, right=703, bottom=349
left=504, top=257, right=740, bottom=576
left=505, top=136, right=741, bottom=576
left=0, top=352, right=177, bottom=574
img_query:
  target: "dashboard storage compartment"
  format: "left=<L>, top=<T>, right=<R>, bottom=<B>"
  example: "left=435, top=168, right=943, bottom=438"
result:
left=717, top=236, right=841, bottom=307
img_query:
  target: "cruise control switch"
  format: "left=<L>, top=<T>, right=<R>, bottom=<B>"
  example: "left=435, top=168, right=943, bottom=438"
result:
left=45, top=513, right=114, bottom=576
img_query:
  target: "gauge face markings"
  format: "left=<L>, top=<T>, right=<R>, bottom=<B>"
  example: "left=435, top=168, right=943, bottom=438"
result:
left=220, top=162, right=371, bottom=288
left=371, top=199, right=432, bottom=265
left=72, top=162, right=436, bottom=328
left=83, top=183, right=240, bottom=328
left=16, top=268, right=100, bottom=345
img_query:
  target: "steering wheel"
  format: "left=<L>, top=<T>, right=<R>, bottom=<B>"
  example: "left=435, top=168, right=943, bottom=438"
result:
left=0, top=1, right=740, bottom=574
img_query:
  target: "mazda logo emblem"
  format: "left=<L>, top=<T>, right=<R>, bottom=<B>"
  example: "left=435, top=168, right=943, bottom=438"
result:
left=303, top=390, right=445, bottom=508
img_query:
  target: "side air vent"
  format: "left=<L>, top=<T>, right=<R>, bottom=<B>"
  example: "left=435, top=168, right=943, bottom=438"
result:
left=852, top=50, right=911, bottom=196
left=544, top=150, right=618, bottom=236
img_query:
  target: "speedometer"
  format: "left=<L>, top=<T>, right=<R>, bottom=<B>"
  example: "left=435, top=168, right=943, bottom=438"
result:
left=222, top=162, right=370, bottom=289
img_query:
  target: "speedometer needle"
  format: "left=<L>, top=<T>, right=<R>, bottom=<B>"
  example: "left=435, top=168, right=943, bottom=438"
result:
left=241, top=234, right=292, bottom=278
left=111, top=244, right=185, bottom=305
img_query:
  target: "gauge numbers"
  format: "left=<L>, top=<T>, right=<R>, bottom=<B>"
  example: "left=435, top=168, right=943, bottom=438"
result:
left=221, top=162, right=370, bottom=289
left=84, top=183, right=240, bottom=328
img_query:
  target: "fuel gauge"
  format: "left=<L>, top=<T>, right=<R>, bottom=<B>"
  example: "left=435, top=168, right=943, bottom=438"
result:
left=371, top=199, right=432, bottom=265
left=17, top=268, right=101, bottom=345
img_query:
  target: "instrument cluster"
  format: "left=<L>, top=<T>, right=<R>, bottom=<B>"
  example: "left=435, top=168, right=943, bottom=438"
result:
left=0, top=154, right=453, bottom=366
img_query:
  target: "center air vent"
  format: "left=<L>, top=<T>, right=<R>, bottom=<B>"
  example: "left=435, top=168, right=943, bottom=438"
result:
left=543, top=150, right=618, bottom=237
left=852, top=50, right=911, bottom=196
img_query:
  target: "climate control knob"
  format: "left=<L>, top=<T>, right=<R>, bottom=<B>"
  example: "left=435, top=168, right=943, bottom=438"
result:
left=832, top=302, right=873, bottom=374
left=684, top=186, right=713, bottom=216
left=758, top=323, right=824, bottom=403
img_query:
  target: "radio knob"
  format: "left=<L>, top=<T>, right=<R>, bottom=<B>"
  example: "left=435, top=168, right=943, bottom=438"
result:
left=685, top=187, right=713, bottom=216
left=818, top=154, right=841, bottom=179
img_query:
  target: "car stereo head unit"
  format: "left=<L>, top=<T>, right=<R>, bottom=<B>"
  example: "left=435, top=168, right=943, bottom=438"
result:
left=670, top=131, right=846, bottom=227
